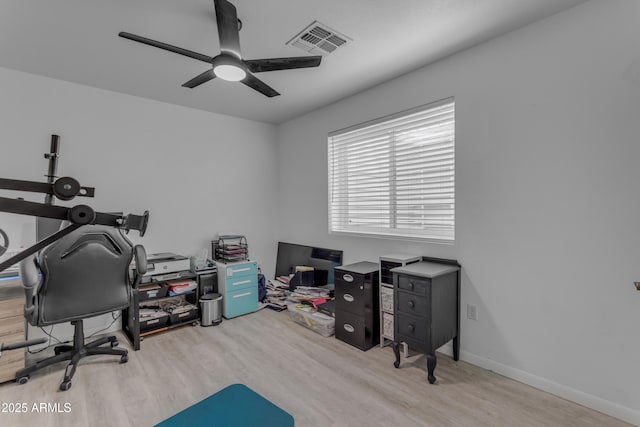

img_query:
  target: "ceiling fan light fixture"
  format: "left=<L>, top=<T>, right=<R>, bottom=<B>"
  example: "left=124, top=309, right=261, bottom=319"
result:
left=120, top=0, right=322, bottom=97
left=213, top=63, right=246, bottom=81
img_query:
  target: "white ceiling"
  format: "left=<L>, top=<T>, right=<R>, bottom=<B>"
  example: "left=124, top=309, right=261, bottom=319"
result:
left=0, top=0, right=586, bottom=124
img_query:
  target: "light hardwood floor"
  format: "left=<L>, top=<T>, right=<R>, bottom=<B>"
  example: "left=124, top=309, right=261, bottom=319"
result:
left=0, top=308, right=630, bottom=427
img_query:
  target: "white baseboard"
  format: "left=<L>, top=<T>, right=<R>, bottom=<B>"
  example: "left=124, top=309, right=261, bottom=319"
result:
left=457, top=350, right=640, bottom=426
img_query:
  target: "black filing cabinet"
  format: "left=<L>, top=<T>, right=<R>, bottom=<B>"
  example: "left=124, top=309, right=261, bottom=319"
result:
left=334, top=261, right=379, bottom=351
left=392, top=260, right=460, bottom=384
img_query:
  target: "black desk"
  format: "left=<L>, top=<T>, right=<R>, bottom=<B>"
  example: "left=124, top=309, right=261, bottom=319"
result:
left=392, top=260, right=460, bottom=384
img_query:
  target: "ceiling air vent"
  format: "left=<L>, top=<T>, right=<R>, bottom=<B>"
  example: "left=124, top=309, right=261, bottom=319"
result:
left=287, top=21, right=351, bottom=55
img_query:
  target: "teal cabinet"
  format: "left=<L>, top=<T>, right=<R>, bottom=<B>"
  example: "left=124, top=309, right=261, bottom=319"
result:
left=216, top=261, right=258, bottom=318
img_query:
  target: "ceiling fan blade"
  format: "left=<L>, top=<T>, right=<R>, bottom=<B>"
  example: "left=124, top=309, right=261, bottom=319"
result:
left=182, top=69, right=216, bottom=89
left=241, top=73, right=280, bottom=97
left=119, top=32, right=213, bottom=63
left=214, top=0, right=241, bottom=58
left=244, top=56, right=322, bottom=73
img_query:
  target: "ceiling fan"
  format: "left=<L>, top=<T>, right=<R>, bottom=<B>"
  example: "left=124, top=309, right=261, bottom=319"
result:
left=119, top=0, right=322, bottom=97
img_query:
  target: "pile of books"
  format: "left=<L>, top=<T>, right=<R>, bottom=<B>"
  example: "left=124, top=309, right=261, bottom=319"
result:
left=263, top=278, right=289, bottom=311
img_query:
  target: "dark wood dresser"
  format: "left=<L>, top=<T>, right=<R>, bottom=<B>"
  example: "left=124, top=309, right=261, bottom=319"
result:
left=391, top=260, right=460, bottom=384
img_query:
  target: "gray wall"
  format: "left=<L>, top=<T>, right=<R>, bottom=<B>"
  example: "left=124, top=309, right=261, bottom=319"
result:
left=0, top=67, right=280, bottom=337
left=276, top=1, right=640, bottom=423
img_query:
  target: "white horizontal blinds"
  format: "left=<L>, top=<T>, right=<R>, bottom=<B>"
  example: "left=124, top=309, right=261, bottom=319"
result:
left=328, top=98, right=455, bottom=240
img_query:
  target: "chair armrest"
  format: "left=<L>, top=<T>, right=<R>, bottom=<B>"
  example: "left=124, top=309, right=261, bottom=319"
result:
left=19, top=255, right=39, bottom=319
left=132, top=245, right=147, bottom=286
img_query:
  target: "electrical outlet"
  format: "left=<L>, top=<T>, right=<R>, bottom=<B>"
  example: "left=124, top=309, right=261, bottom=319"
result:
left=635, top=282, right=640, bottom=291
left=466, top=304, right=478, bottom=321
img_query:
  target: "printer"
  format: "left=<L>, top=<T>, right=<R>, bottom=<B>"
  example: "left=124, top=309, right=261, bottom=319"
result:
left=141, top=252, right=191, bottom=281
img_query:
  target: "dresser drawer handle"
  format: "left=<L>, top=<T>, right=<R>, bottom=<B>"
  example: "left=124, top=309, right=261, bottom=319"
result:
left=408, top=324, right=415, bottom=332
left=343, top=274, right=354, bottom=282
left=233, top=292, right=251, bottom=298
left=343, top=294, right=354, bottom=302
left=343, top=324, right=355, bottom=333
left=231, top=279, right=251, bottom=286
left=228, top=267, right=251, bottom=276
left=408, top=300, right=415, bottom=309
left=409, top=281, right=414, bottom=290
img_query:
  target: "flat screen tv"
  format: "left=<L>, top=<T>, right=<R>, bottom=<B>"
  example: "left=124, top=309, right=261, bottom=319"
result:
left=275, top=241, right=343, bottom=285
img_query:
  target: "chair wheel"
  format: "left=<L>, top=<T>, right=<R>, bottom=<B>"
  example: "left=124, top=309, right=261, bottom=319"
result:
left=111, top=340, right=119, bottom=348
left=394, top=361, right=400, bottom=369
left=120, top=355, right=128, bottom=363
left=59, top=381, right=72, bottom=391
left=17, top=376, right=29, bottom=385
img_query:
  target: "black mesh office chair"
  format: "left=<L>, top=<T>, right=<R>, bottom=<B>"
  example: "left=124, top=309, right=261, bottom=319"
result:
left=16, top=224, right=146, bottom=391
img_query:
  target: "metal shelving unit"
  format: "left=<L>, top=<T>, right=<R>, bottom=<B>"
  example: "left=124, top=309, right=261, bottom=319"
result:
left=379, top=254, right=421, bottom=353
left=123, top=270, right=199, bottom=351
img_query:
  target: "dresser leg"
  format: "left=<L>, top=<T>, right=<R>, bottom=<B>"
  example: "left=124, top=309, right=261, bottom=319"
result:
left=392, top=341, right=401, bottom=368
left=453, top=336, right=460, bottom=361
left=426, top=353, right=437, bottom=384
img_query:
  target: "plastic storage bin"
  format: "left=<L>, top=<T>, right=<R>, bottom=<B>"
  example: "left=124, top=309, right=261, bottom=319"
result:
left=138, top=283, right=168, bottom=301
left=287, top=304, right=335, bottom=337
left=168, top=304, right=199, bottom=326
left=139, top=312, right=169, bottom=332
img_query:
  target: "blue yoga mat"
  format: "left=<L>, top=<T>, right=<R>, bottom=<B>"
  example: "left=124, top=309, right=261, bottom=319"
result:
left=155, top=384, right=294, bottom=427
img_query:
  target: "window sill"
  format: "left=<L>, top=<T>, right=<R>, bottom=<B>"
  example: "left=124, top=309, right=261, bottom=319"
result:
left=328, top=229, right=454, bottom=245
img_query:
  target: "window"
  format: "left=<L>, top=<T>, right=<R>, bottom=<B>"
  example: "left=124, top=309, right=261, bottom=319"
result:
left=328, top=98, right=455, bottom=242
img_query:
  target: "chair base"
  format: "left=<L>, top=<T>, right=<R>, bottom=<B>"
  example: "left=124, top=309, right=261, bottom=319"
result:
left=15, top=319, right=128, bottom=391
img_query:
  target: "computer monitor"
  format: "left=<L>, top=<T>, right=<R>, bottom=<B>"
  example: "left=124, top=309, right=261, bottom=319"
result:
left=275, top=242, right=343, bottom=285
